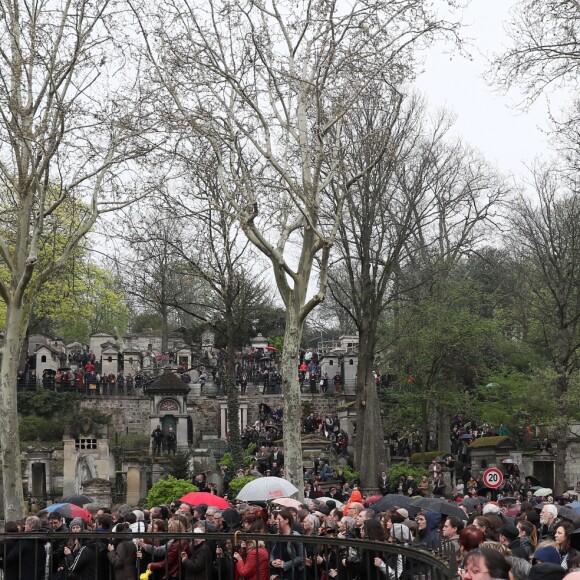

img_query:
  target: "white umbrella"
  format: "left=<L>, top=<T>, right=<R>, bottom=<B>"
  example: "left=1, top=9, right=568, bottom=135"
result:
left=534, top=487, right=553, bottom=497
left=315, top=496, right=344, bottom=508
left=236, top=476, right=299, bottom=502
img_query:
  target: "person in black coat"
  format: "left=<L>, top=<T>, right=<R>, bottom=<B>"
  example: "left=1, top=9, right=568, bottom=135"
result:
left=64, top=516, right=111, bottom=580
left=4, top=516, right=46, bottom=580
left=498, top=524, right=529, bottom=560
left=0, top=521, right=21, bottom=580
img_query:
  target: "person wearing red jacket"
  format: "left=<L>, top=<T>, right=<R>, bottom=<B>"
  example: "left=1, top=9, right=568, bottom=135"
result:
left=234, top=540, right=270, bottom=580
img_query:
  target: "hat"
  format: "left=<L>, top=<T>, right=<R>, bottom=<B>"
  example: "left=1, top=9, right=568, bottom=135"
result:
left=527, top=563, right=566, bottom=580
left=395, top=508, right=409, bottom=519
left=70, top=517, right=85, bottom=529
left=498, top=524, right=519, bottom=541
left=533, top=546, right=561, bottom=565
left=482, top=503, right=501, bottom=515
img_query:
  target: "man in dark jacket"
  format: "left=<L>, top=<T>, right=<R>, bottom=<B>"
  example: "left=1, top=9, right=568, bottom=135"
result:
left=48, top=511, right=70, bottom=580
left=181, top=528, right=213, bottom=580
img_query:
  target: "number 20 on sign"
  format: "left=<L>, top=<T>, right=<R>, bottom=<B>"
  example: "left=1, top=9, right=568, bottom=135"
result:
left=483, top=468, right=503, bottom=489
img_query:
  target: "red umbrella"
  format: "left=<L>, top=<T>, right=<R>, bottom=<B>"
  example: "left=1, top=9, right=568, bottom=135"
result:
left=179, top=492, right=231, bottom=509
left=265, top=346, right=277, bottom=351
left=363, top=495, right=383, bottom=506
left=40, top=503, right=92, bottom=521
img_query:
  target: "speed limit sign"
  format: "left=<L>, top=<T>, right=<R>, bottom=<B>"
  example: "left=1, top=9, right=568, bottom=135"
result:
left=483, top=467, right=504, bottom=489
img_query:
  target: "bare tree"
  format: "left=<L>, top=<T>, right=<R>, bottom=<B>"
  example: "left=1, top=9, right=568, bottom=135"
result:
left=131, top=0, right=460, bottom=493
left=490, top=1, right=580, bottom=166
left=0, top=1, right=159, bottom=518
left=508, top=167, right=580, bottom=495
left=327, top=93, right=428, bottom=490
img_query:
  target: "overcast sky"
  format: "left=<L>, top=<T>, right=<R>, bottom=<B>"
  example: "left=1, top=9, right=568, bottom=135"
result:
left=414, top=0, right=562, bottom=180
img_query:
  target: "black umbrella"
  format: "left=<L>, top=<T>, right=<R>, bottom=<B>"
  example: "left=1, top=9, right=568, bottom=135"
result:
left=498, top=497, right=518, bottom=504
left=556, top=505, right=578, bottom=522
left=369, top=494, right=418, bottom=514
left=460, top=497, right=491, bottom=513
left=524, top=476, right=542, bottom=486
left=60, top=494, right=93, bottom=507
left=460, top=434, right=474, bottom=440
left=411, top=497, right=467, bottom=520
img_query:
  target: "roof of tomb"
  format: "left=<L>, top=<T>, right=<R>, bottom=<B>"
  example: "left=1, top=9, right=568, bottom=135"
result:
left=147, top=372, right=190, bottom=394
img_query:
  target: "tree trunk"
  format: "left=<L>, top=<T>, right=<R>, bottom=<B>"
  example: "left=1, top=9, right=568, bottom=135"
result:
left=554, top=373, right=569, bottom=496
left=280, top=297, right=305, bottom=500
left=225, top=310, right=243, bottom=471
left=0, top=302, right=26, bottom=520
left=437, top=407, right=451, bottom=454
left=354, top=320, right=386, bottom=493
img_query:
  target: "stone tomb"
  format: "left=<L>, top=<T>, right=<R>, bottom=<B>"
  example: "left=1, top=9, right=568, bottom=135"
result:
left=62, top=419, right=112, bottom=496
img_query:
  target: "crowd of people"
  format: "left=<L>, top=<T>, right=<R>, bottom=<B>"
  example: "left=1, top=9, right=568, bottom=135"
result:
left=5, top=479, right=580, bottom=580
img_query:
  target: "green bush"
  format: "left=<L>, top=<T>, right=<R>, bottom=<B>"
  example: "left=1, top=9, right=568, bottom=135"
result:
left=146, top=477, right=198, bottom=508
left=388, top=463, right=429, bottom=492
left=20, top=416, right=65, bottom=441
left=335, top=465, right=360, bottom=485
left=227, top=476, right=256, bottom=500
left=221, top=443, right=257, bottom=471
left=18, top=390, right=80, bottom=419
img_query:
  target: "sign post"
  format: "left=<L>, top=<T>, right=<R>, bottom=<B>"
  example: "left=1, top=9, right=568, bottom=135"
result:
left=483, top=467, right=504, bottom=489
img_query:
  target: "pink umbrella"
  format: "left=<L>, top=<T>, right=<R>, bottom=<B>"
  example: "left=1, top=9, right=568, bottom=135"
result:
left=272, top=497, right=302, bottom=509
left=179, top=492, right=231, bottom=509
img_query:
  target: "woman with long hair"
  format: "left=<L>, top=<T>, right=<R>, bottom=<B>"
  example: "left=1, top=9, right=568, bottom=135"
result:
left=516, top=519, right=537, bottom=559
left=343, top=519, right=386, bottom=580
left=147, top=519, right=190, bottom=580
left=555, top=521, right=580, bottom=571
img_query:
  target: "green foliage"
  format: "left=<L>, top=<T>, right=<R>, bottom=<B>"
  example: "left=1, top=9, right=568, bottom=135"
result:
left=221, top=443, right=256, bottom=470
left=19, top=416, right=65, bottom=442
left=164, top=452, right=194, bottom=480
left=131, top=312, right=164, bottom=333
left=269, top=336, right=284, bottom=353
left=388, top=463, right=429, bottom=492
left=227, top=476, right=256, bottom=500
left=146, top=477, right=198, bottom=508
left=18, top=390, right=81, bottom=419
left=335, top=465, right=359, bottom=485
left=116, top=434, right=150, bottom=451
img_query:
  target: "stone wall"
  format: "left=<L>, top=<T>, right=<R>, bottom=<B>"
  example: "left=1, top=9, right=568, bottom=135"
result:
left=79, top=392, right=345, bottom=441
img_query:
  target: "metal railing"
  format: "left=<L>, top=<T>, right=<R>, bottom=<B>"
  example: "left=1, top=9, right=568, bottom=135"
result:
left=0, top=530, right=457, bottom=580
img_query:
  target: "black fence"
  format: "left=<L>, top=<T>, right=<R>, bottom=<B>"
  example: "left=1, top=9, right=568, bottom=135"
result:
left=0, top=530, right=457, bottom=580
